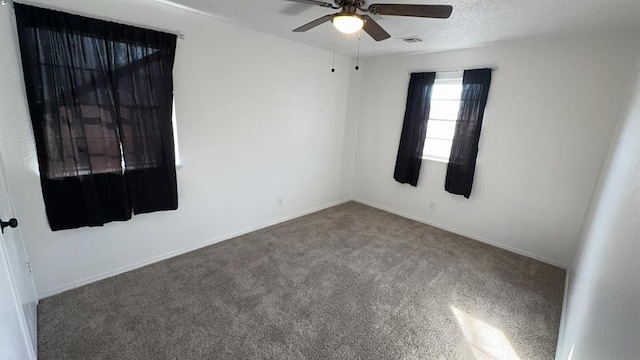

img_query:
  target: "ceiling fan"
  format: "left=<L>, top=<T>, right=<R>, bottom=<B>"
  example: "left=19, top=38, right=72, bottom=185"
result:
left=287, top=0, right=453, bottom=41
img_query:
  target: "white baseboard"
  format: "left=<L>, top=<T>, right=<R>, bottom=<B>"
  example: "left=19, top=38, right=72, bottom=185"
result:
left=41, top=197, right=568, bottom=298
left=555, top=269, right=571, bottom=360
left=38, top=198, right=353, bottom=299
left=353, top=198, right=569, bottom=269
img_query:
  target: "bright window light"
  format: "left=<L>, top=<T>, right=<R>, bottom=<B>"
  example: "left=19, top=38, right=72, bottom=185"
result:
left=422, top=72, right=463, bottom=162
left=172, top=97, right=181, bottom=167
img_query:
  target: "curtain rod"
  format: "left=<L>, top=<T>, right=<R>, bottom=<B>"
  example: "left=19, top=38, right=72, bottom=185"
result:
left=0, top=0, right=185, bottom=39
left=408, top=66, right=498, bottom=74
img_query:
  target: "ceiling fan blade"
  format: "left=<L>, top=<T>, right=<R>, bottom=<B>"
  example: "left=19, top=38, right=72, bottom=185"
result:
left=284, top=0, right=336, bottom=8
left=361, top=16, right=391, bottom=41
left=293, top=14, right=335, bottom=32
left=367, top=4, right=453, bottom=18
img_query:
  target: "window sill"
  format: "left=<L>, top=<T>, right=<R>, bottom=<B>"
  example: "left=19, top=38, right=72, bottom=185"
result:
left=422, top=157, right=449, bottom=164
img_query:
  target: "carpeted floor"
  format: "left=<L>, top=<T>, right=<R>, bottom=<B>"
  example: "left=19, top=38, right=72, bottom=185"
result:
left=38, top=202, right=566, bottom=359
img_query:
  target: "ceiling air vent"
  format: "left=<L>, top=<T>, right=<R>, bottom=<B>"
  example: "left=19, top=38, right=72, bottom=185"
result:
left=399, top=36, right=423, bottom=43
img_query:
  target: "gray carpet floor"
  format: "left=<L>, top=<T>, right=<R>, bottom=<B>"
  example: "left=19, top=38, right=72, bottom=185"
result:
left=38, top=201, right=566, bottom=359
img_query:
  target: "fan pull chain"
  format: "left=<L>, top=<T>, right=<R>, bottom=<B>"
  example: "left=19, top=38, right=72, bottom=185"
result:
left=331, top=28, right=336, bottom=73
left=355, top=29, right=361, bottom=70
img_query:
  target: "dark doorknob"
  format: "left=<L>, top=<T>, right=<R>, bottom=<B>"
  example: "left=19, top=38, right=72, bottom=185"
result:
left=1, top=218, right=18, bottom=233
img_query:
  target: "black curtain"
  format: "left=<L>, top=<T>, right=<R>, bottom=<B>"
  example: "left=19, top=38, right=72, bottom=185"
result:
left=445, top=68, right=492, bottom=198
left=393, top=72, right=436, bottom=186
left=14, top=3, right=178, bottom=230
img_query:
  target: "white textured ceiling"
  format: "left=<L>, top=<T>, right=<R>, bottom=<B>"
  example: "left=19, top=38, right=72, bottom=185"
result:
left=161, top=0, right=640, bottom=57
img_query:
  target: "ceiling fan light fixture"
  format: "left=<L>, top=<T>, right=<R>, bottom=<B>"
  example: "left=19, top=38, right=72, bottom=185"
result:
left=332, top=14, right=364, bottom=34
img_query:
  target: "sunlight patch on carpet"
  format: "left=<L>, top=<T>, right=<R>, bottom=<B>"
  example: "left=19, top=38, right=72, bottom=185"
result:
left=451, top=306, right=521, bottom=360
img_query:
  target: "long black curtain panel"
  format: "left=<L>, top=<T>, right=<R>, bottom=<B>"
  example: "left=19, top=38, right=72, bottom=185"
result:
left=394, top=72, right=436, bottom=186
left=445, top=68, right=492, bottom=198
left=14, top=4, right=178, bottom=230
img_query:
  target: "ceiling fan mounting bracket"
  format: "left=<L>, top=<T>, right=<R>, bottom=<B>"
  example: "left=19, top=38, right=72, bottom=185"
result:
left=335, top=0, right=367, bottom=8
left=339, top=5, right=359, bottom=15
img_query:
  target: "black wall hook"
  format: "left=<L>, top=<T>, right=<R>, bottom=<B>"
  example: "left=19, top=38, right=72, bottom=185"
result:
left=1, top=218, right=18, bottom=233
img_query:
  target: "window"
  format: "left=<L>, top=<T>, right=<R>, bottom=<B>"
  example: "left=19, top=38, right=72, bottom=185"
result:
left=394, top=68, right=492, bottom=194
left=28, top=31, right=171, bottom=178
left=15, top=3, right=179, bottom=230
left=422, top=72, right=463, bottom=162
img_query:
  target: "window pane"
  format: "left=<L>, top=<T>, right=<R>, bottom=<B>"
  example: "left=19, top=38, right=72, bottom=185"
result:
left=421, top=76, right=462, bottom=162
left=423, top=138, right=453, bottom=160
left=429, top=99, right=461, bottom=120
left=172, top=98, right=180, bottom=165
left=431, top=83, right=463, bottom=100
left=426, top=119, right=456, bottom=140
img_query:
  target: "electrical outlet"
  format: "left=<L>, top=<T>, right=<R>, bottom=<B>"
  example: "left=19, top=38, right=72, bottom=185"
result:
left=429, top=201, right=435, bottom=210
left=277, top=198, right=283, bottom=207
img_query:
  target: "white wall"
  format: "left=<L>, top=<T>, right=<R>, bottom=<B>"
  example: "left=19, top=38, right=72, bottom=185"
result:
left=1, top=0, right=636, bottom=303
left=555, top=50, right=640, bottom=360
left=0, top=0, right=359, bottom=297
left=352, top=36, right=640, bottom=267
